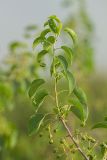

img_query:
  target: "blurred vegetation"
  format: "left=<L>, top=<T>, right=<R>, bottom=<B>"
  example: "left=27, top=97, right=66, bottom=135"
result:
left=0, top=0, right=107, bottom=159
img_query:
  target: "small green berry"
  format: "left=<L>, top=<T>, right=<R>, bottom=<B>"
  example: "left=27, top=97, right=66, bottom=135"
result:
left=87, top=136, right=96, bottom=143
left=56, top=154, right=61, bottom=159
left=39, top=133, right=43, bottom=137
left=87, top=154, right=94, bottom=159
left=69, top=144, right=74, bottom=149
left=53, top=129, right=57, bottom=133
left=70, top=149, right=76, bottom=154
left=49, top=139, right=54, bottom=144
left=60, top=139, right=64, bottom=144
left=53, top=148, right=57, bottom=153
left=80, top=122, right=85, bottom=127
left=81, top=135, right=86, bottom=141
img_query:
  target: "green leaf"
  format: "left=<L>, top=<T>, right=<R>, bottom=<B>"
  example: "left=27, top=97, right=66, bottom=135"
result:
left=49, top=15, right=62, bottom=34
left=43, top=40, right=51, bottom=50
left=40, top=29, right=51, bottom=37
left=73, top=87, right=88, bottom=122
left=74, top=87, right=87, bottom=105
left=66, top=71, right=75, bottom=94
left=47, top=36, right=55, bottom=44
left=42, top=114, right=55, bottom=126
left=44, top=21, right=49, bottom=27
left=42, top=38, right=50, bottom=50
left=33, top=89, right=48, bottom=109
left=50, top=56, right=63, bottom=76
left=57, top=22, right=62, bottom=35
left=28, top=113, right=55, bottom=135
left=50, top=59, right=54, bottom=76
left=43, top=36, right=55, bottom=50
left=57, top=55, right=68, bottom=72
left=28, top=79, right=45, bottom=98
left=69, top=98, right=85, bottom=122
left=92, top=121, right=107, bottom=129
left=64, top=27, right=78, bottom=45
left=33, top=37, right=42, bottom=49
left=49, top=15, right=61, bottom=23
left=28, top=114, right=45, bottom=135
left=37, top=50, right=48, bottom=63
left=48, top=19, right=58, bottom=34
left=61, top=46, right=73, bottom=64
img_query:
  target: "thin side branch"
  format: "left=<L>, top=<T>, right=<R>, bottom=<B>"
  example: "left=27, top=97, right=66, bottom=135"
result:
left=61, top=118, right=89, bottom=160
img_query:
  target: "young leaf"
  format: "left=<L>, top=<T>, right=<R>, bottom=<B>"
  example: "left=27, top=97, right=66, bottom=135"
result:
left=44, top=21, right=49, bottom=27
left=49, top=15, right=61, bottom=23
left=47, top=36, right=55, bottom=44
left=49, top=15, right=62, bottom=34
left=57, top=23, right=62, bottom=35
left=40, top=28, right=51, bottom=37
left=28, top=114, right=45, bottom=135
left=28, top=79, right=45, bottom=98
left=48, top=19, right=58, bottom=34
left=92, top=121, right=107, bottom=129
left=66, top=71, right=75, bottom=94
left=33, top=37, right=42, bottom=49
left=61, top=45, right=73, bottom=64
left=57, top=55, right=68, bottom=72
left=42, top=38, right=49, bottom=49
left=42, top=36, right=55, bottom=50
left=32, top=89, right=48, bottom=109
left=37, top=50, right=48, bottom=63
left=64, top=28, right=78, bottom=45
left=69, top=99, right=85, bottom=122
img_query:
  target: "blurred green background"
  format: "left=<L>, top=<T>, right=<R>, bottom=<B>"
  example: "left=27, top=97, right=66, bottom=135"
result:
left=0, top=0, right=107, bottom=159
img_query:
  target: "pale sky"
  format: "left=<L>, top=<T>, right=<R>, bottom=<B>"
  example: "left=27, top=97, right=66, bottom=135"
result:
left=0, top=0, right=107, bottom=72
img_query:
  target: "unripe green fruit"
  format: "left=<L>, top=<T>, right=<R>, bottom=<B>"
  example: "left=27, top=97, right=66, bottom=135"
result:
left=60, top=139, right=64, bottom=144
left=49, top=139, right=53, bottom=144
left=81, top=135, right=86, bottom=141
left=69, top=144, right=74, bottom=149
left=53, top=129, right=57, bottom=133
left=80, top=122, right=85, bottom=127
left=90, top=139, right=96, bottom=143
left=88, top=146, right=91, bottom=150
left=56, top=154, right=61, bottom=159
left=70, top=149, right=76, bottom=154
left=87, top=136, right=96, bottom=143
left=87, top=154, right=94, bottom=159
left=53, top=148, right=57, bottom=153
left=39, top=133, right=43, bottom=137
